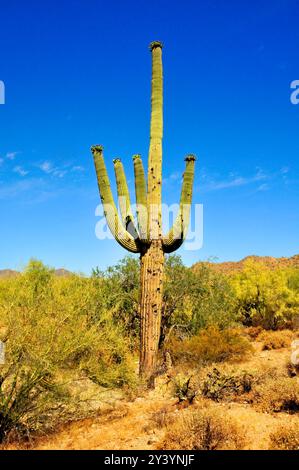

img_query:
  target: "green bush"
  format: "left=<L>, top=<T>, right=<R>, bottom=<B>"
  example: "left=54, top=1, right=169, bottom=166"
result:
left=230, top=260, right=299, bottom=330
left=167, top=326, right=253, bottom=366
left=0, top=260, right=135, bottom=442
left=201, top=367, right=254, bottom=402
left=171, top=374, right=198, bottom=404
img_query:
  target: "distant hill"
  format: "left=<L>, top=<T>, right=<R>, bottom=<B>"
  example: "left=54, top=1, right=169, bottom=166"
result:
left=0, top=269, right=19, bottom=278
left=54, top=269, right=73, bottom=277
left=193, top=254, right=299, bottom=274
left=0, top=268, right=73, bottom=278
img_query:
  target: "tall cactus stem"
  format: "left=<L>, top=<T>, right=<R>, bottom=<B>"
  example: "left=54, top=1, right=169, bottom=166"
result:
left=113, top=158, right=139, bottom=239
left=148, top=41, right=163, bottom=240
left=162, top=154, right=196, bottom=253
left=91, top=42, right=196, bottom=388
left=92, top=145, right=140, bottom=253
left=133, top=154, right=148, bottom=242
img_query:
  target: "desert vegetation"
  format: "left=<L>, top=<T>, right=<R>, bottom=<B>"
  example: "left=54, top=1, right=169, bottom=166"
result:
left=0, top=255, right=298, bottom=449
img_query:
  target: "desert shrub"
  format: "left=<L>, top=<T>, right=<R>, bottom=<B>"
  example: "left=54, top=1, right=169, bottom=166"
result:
left=167, top=326, right=253, bottom=366
left=253, top=377, right=299, bottom=413
left=257, top=329, right=296, bottom=350
left=161, top=258, right=238, bottom=343
left=244, top=326, right=263, bottom=340
left=93, top=257, right=140, bottom=337
left=269, top=422, right=299, bottom=450
left=159, top=407, right=246, bottom=450
left=201, top=367, right=254, bottom=402
left=101, top=256, right=238, bottom=345
left=150, top=406, right=176, bottom=429
left=171, top=374, right=198, bottom=404
left=0, top=260, right=135, bottom=442
left=230, top=260, right=299, bottom=330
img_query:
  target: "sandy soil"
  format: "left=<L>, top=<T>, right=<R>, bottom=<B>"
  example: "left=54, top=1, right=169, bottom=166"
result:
left=3, top=342, right=299, bottom=450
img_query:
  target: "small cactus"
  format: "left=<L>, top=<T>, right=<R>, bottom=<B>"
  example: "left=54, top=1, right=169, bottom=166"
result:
left=91, top=41, right=196, bottom=386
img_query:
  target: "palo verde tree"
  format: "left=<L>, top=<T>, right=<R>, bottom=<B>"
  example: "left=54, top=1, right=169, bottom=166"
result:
left=91, top=41, right=196, bottom=386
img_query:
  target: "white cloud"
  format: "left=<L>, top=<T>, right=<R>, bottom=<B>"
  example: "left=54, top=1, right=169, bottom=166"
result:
left=13, top=166, right=29, bottom=177
left=201, top=169, right=268, bottom=192
left=0, top=178, right=43, bottom=200
left=280, top=166, right=289, bottom=175
left=53, top=169, right=67, bottom=178
left=6, top=151, right=19, bottom=160
left=72, top=165, right=85, bottom=172
left=257, top=183, right=270, bottom=192
left=39, top=161, right=53, bottom=173
left=38, top=161, right=68, bottom=178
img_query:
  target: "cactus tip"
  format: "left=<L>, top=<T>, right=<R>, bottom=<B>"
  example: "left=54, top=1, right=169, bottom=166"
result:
left=113, top=158, right=122, bottom=164
left=91, top=145, right=103, bottom=154
left=149, top=41, right=163, bottom=51
left=133, top=154, right=142, bottom=160
left=185, top=154, right=196, bottom=162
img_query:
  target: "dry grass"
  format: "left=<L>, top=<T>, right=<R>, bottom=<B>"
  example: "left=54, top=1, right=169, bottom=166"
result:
left=253, top=377, right=299, bottom=413
left=258, top=329, right=296, bottom=350
left=270, top=422, right=299, bottom=450
left=149, top=406, right=177, bottom=429
left=245, top=326, right=263, bottom=340
left=167, top=326, right=253, bottom=366
left=3, top=327, right=299, bottom=451
left=158, top=406, right=246, bottom=450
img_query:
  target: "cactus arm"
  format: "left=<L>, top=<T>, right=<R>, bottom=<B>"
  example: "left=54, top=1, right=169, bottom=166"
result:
left=133, top=154, right=148, bottom=241
left=148, top=41, right=163, bottom=239
left=113, top=158, right=139, bottom=239
left=91, top=145, right=140, bottom=253
left=162, top=155, right=196, bottom=253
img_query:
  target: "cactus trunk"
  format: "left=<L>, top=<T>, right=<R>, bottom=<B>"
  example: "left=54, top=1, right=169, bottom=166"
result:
left=91, top=41, right=196, bottom=388
left=139, top=240, right=164, bottom=386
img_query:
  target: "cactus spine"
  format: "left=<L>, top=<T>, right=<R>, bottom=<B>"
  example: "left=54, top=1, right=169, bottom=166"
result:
left=91, top=41, right=196, bottom=386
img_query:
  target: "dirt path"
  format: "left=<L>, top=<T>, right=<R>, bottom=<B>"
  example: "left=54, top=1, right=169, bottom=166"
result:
left=33, top=393, right=174, bottom=450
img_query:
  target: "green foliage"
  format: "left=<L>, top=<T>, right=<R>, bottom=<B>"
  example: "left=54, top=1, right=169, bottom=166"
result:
left=201, top=367, right=254, bottom=401
left=0, top=260, right=135, bottom=441
left=171, top=374, right=197, bottom=404
left=92, top=257, right=140, bottom=336
left=162, top=258, right=237, bottom=338
left=230, top=259, right=299, bottom=330
left=94, top=255, right=238, bottom=344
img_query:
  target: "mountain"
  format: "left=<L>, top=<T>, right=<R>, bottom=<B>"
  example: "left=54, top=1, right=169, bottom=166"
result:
left=0, top=268, right=73, bottom=278
left=193, top=254, right=299, bottom=274
left=54, top=269, right=73, bottom=277
left=0, top=269, right=19, bottom=278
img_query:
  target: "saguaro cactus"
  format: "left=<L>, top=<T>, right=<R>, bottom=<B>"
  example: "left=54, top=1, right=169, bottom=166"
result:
left=91, top=41, right=196, bottom=386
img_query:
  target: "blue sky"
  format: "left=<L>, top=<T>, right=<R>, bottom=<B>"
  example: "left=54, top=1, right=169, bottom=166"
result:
left=0, top=0, right=298, bottom=273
